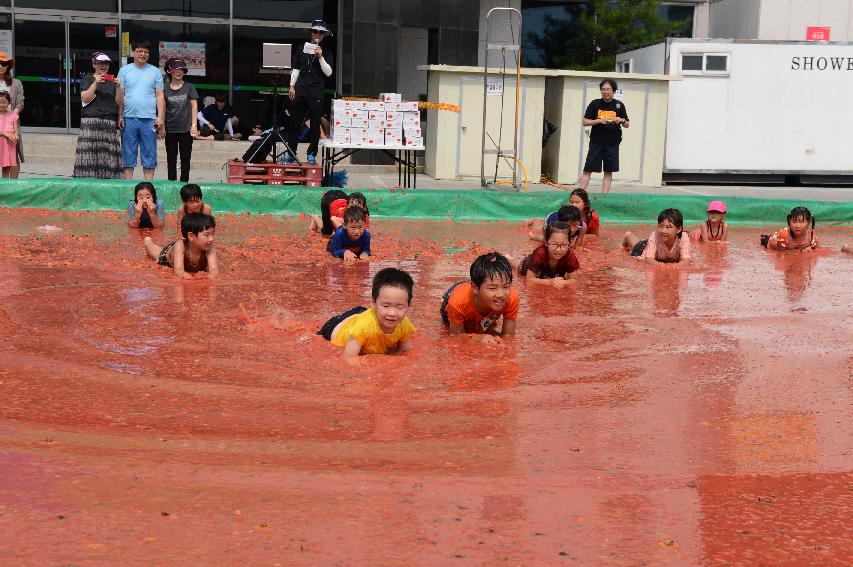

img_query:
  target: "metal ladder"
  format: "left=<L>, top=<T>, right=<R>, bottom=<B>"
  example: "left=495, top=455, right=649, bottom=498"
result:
left=480, top=6, right=523, bottom=190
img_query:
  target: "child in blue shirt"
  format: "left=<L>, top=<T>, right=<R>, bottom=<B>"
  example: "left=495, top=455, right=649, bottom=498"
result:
left=127, top=181, right=165, bottom=228
left=328, top=206, right=371, bottom=260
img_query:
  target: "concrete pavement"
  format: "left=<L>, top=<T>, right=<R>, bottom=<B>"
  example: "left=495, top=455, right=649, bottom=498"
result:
left=18, top=159, right=853, bottom=202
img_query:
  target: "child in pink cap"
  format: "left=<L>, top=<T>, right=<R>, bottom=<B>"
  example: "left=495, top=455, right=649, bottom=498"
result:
left=691, top=200, right=729, bottom=242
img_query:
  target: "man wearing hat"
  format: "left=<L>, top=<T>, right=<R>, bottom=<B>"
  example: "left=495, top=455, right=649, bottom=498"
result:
left=285, top=19, right=334, bottom=165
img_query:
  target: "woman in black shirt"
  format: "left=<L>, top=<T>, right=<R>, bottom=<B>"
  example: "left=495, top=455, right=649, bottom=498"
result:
left=73, top=51, right=124, bottom=179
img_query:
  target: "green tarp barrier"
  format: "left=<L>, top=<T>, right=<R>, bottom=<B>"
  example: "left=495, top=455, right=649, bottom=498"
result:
left=1, top=178, right=852, bottom=226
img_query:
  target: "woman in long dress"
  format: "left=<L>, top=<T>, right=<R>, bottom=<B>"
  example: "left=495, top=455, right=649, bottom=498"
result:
left=73, top=51, right=124, bottom=179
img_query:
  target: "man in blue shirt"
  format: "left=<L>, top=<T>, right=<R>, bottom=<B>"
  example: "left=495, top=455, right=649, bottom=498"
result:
left=117, top=38, right=165, bottom=181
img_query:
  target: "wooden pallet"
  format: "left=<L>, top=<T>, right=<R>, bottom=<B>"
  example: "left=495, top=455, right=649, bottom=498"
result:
left=226, top=160, right=322, bottom=186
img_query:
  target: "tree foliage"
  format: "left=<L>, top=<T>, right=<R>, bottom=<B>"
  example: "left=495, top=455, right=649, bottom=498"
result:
left=527, top=0, right=691, bottom=71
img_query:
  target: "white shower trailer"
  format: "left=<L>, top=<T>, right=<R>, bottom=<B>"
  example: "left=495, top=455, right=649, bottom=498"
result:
left=617, top=39, right=853, bottom=183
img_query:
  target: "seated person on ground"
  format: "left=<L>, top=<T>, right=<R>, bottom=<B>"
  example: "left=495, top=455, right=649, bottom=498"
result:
left=318, top=267, right=416, bottom=360
left=327, top=206, right=371, bottom=260
left=197, top=92, right=236, bottom=140
left=144, top=212, right=219, bottom=279
left=127, top=181, right=165, bottom=229
left=440, top=251, right=519, bottom=343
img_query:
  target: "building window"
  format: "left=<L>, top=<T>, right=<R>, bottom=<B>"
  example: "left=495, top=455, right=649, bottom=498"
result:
left=235, top=0, right=325, bottom=22
left=616, top=59, right=631, bottom=73
left=680, top=52, right=730, bottom=75
left=122, top=1, right=228, bottom=18
left=521, top=1, right=590, bottom=68
left=659, top=3, right=695, bottom=37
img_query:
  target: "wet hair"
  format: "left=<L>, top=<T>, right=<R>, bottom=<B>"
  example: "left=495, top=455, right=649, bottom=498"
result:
left=343, top=205, right=367, bottom=225
left=658, top=208, right=685, bottom=237
left=319, top=189, right=347, bottom=235
left=787, top=206, right=815, bottom=229
left=215, top=92, right=228, bottom=104
left=180, top=183, right=203, bottom=202
left=470, top=251, right=513, bottom=287
left=372, top=267, right=414, bottom=303
left=131, top=38, right=150, bottom=51
left=569, top=188, right=594, bottom=224
left=181, top=212, right=215, bottom=239
left=556, top=204, right=581, bottom=225
left=0, top=91, right=11, bottom=103
left=347, top=192, right=370, bottom=216
left=134, top=181, right=157, bottom=203
left=600, top=78, right=618, bottom=91
left=545, top=221, right=572, bottom=242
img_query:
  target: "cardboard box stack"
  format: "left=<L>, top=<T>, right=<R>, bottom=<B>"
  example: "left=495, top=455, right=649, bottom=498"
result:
left=330, top=94, right=422, bottom=148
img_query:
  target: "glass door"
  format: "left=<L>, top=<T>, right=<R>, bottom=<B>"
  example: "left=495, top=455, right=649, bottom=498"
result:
left=69, top=20, right=120, bottom=129
left=14, top=16, right=67, bottom=130
left=15, top=14, right=120, bottom=132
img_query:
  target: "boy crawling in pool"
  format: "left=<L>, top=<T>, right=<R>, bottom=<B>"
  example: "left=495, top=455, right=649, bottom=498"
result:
left=440, top=251, right=519, bottom=344
left=144, top=212, right=219, bottom=279
left=318, top=267, right=415, bottom=359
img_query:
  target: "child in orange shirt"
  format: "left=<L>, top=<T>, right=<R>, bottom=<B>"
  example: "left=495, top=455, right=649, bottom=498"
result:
left=440, top=252, right=519, bottom=343
left=762, top=206, right=819, bottom=251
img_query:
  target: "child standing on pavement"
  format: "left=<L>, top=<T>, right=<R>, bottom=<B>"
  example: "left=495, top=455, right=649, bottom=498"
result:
left=0, top=92, right=19, bottom=177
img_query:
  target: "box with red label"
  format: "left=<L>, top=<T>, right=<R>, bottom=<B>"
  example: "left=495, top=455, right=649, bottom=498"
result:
left=333, top=116, right=352, bottom=128
left=379, top=92, right=401, bottom=102
left=331, top=130, right=350, bottom=144
left=385, top=131, right=403, bottom=147
left=403, top=125, right=422, bottom=137
left=350, top=100, right=370, bottom=111
left=351, top=109, right=369, bottom=121
left=404, top=136, right=424, bottom=147
left=385, top=101, right=402, bottom=113
left=349, top=128, right=368, bottom=145
left=332, top=99, right=352, bottom=112
left=368, top=119, right=387, bottom=130
left=367, top=110, right=385, bottom=121
left=350, top=118, right=369, bottom=128
left=367, top=101, right=385, bottom=111
left=366, top=129, right=384, bottom=145
left=400, top=101, right=419, bottom=112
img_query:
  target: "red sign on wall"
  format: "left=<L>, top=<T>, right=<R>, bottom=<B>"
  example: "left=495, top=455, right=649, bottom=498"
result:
left=806, top=26, right=831, bottom=41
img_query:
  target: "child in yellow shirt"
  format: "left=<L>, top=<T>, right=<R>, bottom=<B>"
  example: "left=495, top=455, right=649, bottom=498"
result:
left=318, top=268, right=416, bottom=359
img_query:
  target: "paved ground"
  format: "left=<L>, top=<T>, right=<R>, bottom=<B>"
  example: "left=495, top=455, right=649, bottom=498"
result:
left=18, top=161, right=853, bottom=201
